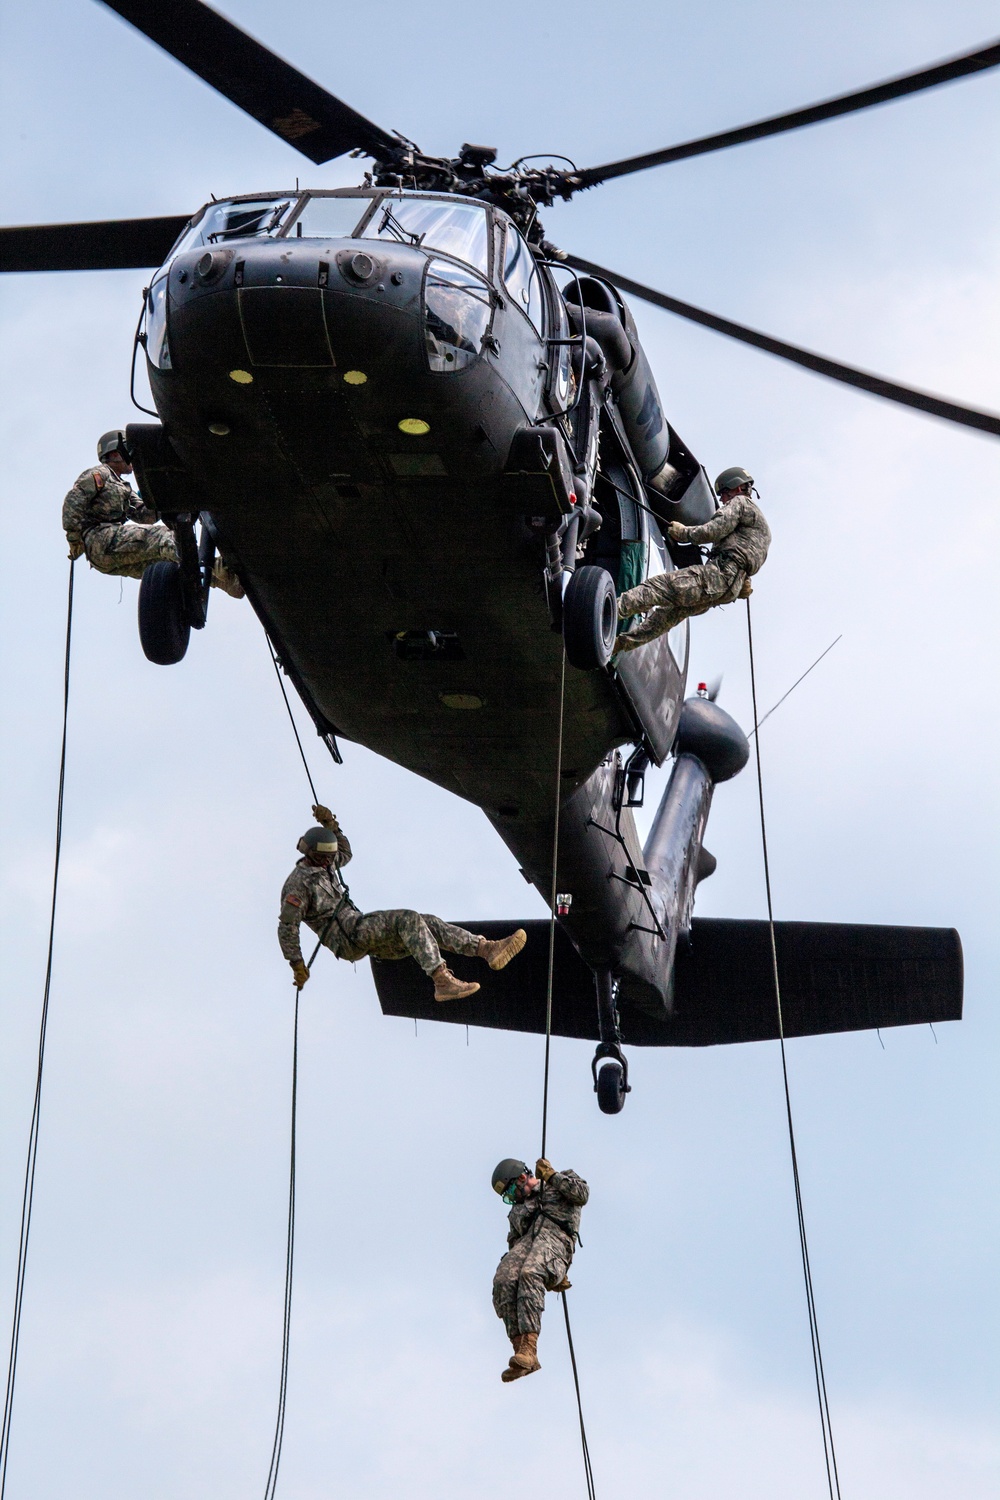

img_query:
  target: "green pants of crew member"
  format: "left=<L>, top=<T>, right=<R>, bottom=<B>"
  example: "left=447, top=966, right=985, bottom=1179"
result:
left=333, top=909, right=480, bottom=975
left=83, top=521, right=178, bottom=579
left=616, top=557, right=746, bottom=653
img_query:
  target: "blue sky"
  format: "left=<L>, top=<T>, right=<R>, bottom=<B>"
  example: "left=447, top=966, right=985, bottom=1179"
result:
left=1, top=2, right=998, bottom=1496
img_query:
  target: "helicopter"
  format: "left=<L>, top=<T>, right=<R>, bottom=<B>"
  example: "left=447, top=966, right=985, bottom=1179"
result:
left=2, top=1, right=985, bottom=1113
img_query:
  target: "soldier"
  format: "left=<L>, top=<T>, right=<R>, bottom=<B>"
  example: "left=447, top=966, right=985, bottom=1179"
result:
left=491, top=1155, right=589, bottom=1382
left=62, top=431, right=243, bottom=595
left=615, top=466, right=770, bottom=653
left=278, top=804, right=527, bottom=1001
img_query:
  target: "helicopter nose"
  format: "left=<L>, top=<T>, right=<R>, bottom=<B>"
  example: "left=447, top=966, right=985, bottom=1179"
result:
left=167, top=237, right=426, bottom=377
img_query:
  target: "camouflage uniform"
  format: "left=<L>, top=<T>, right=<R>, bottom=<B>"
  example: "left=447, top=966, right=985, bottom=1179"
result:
left=62, top=464, right=178, bottom=579
left=277, top=825, right=481, bottom=974
left=492, top=1170, right=589, bottom=1338
left=617, top=493, right=771, bottom=652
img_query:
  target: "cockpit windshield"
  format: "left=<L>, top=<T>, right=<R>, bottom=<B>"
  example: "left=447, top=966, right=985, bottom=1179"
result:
left=167, top=197, right=293, bottom=261
left=286, top=193, right=374, bottom=240
left=359, top=197, right=489, bottom=274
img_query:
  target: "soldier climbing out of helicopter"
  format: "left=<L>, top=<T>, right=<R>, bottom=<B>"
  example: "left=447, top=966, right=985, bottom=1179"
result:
left=62, top=430, right=244, bottom=596
left=491, top=1156, right=589, bottom=1382
left=278, top=805, right=527, bottom=1001
left=614, top=467, right=770, bottom=653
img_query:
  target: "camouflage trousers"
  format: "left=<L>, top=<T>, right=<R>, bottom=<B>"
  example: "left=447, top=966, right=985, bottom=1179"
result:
left=82, top=524, right=245, bottom=596
left=331, top=909, right=480, bottom=975
left=83, top=521, right=178, bottom=580
left=493, top=1225, right=574, bottom=1338
left=616, top=558, right=746, bottom=652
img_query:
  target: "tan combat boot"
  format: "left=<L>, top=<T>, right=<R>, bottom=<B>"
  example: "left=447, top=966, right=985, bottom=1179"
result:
left=432, top=964, right=480, bottom=1002
left=477, top=929, right=527, bottom=971
left=510, top=1330, right=540, bottom=1375
left=501, top=1334, right=527, bottom=1382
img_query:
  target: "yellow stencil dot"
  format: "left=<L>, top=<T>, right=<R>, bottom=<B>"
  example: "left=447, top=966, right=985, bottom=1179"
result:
left=228, top=369, right=254, bottom=384
left=343, top=370, right=368, bottom=385
left=398, top=417, right=430, bottom=436
left=440, top=692, right=484, bottom=710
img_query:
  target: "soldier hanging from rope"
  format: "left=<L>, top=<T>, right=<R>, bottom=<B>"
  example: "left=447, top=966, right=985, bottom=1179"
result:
left=278, top=805, right=527, bottom=1001
left=615, top=466, right=770, bottom=653
left=61, top=430, right=244, bottom=595
left=491, top=1156, right=589, bottom=1382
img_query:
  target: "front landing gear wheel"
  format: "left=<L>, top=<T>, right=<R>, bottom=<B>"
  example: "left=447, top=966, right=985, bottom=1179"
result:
left=138, top=560, right=190, bottom=665
left=596, top=1060, right=627, bottom=1114
left=563, top=565, right=617, bottom=670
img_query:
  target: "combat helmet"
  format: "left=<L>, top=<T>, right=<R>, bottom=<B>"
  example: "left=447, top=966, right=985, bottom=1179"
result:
left=714, top=466, right=754, bottom=496
left=299, top=825, right=339, bottom=855
left=97, top=429, right=129, bottom=462
left=492, top=1158, right=529, bottom=1196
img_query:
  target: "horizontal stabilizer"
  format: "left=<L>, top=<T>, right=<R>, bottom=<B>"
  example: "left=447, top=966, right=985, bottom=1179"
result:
left=372, top=918, right=962, bottom=1047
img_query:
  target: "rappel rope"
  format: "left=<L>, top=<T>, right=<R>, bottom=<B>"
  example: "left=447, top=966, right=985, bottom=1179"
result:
left=539, top=648, right=596, bottom=1500
left=561, top=1292, right=597, bottom=1500
left=540, top=647, right=567, bottom=1162
left=263, top=982, right=298, bottom=1500
left=263, top=657, right=325, bottom=1500
left=0, top=560, right=76, bottom=1500
left=267, top=636, right=319, bottom=804
left=745, top=600, right=842, bottom=1500
left=269, top=631, right=595, bottom=1495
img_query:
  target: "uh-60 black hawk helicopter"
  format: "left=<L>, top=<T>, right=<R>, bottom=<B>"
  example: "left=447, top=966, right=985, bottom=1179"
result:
left=6, top=5, right=992, bottom=1111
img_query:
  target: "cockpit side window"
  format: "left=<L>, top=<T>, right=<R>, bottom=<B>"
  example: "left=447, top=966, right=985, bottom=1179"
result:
left=360, top=197, right=490, bottom=274
left=502, top=223, right=544, bottom=335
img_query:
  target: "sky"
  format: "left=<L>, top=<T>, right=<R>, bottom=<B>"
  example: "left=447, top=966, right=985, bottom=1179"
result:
left=1, top=1, right=998, bottom=1497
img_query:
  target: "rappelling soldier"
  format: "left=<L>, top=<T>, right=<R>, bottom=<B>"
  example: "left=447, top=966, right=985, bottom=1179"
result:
left=615, top=466, right=770, bottom=653
left=491, top=1156, right=589, bottom=1382
left=62, top=430, right=244, bottom=595
left=278, top=804, right=527, bottom=1001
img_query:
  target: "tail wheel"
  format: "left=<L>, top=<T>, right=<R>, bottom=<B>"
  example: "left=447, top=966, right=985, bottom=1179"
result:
left=562, top=565, right=617, bottom=671
left=596, top=1060, right=627, bottom=1114
left=138, top=560, right=190, bottom=665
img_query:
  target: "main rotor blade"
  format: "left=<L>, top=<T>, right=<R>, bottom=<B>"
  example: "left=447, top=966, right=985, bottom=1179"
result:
left=96, top=0, right=398, bottom=163
left=565, top=253, right=1000, bottom=439
left=574, top=39, right=1000, bottom=188
left=0, top=216, right=191, bottom=272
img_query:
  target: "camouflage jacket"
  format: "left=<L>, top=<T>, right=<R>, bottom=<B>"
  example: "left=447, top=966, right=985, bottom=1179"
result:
left=277, top=829, right=358, bottom=963
left=62, top=464, right=156, bottom=551
left=506, top=1170, right=589, bottom=1250
left=675, top=493, right=771, bottom=576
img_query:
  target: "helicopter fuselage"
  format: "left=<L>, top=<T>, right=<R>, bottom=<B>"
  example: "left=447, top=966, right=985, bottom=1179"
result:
left=134, top=187, right=731, bottom=1016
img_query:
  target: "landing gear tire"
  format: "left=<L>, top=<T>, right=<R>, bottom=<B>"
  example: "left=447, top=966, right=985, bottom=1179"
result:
left=563, top=565, right=617, bottom=671
left=596, top=1060, right=627, bottom=1114
left=138, top=560, right=190, bottom=665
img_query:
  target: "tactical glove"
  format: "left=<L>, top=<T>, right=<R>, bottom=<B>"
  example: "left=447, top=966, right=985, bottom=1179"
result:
left=311, top=804, right=338, bottom=827
left=535, top=1158, right=556, bottom=1182
left=738, top=578, right=753, bottom=599
left=667, top=520, right=687, bottom=542
left=291, top=960, right=310, bottom=989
